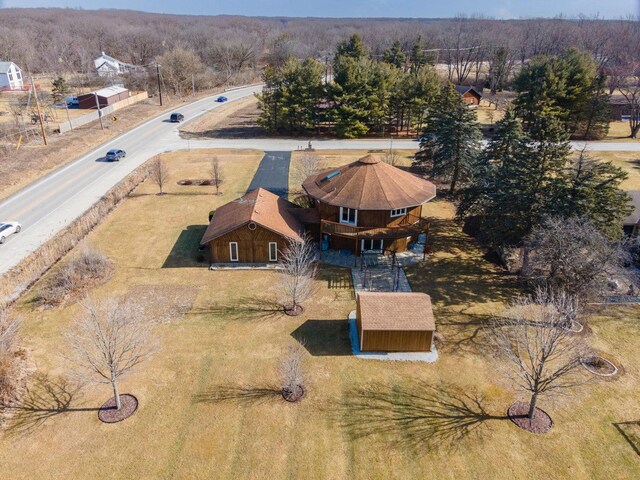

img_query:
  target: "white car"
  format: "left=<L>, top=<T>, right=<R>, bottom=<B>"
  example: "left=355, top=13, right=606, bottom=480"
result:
left=0, top=221, right=21, bottom=244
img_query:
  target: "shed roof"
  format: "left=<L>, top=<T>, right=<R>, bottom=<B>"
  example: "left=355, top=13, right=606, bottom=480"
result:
left=200, top=188, right=305, bottom=245
left=0, top=61, right=18, bottom=73
left=624, top=190, right=640, bottom=226
left=454, top=85, right=482, bottom=98
left=302, top=155, right=436, bottom=210
left=86, top=86, right=129, bottom=98
left=357, top=292, right=435, bottom=331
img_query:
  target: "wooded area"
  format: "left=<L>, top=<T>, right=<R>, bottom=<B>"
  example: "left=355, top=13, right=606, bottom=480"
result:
left=0, top=9, right=638, bottom=88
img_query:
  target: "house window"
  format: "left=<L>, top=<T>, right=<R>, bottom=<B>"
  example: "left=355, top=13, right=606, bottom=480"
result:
left=361, top=239, right=383, bottom=252
left=229, top=242, right=239, bottom=262
left=268, top=242, right=278, bottom=262
left=339, top=207, right=357, bottom=225
left=390, top=208, right=407, bottom=217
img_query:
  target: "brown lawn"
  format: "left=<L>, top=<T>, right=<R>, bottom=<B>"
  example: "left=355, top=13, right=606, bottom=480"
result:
left=1, top=150, right=640, bottom=479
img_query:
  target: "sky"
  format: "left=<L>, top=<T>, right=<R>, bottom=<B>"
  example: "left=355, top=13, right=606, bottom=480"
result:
left=0, top=0, right=638, bottom=19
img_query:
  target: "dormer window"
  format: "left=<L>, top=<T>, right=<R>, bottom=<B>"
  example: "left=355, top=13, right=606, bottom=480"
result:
left=390, top=208, right=407, bottom=217
left=339, top=207, right=357, bottom=225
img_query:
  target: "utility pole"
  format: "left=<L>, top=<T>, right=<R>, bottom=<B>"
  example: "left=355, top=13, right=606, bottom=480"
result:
left=64, top=98, right=72, bottom=131
left=156, top=63, right=163, bottom=106
left=94, top=92, right=104, bottom=130
left=192, top=73, right=195, bottom=96
left=30, top=76, right=47, bottom=146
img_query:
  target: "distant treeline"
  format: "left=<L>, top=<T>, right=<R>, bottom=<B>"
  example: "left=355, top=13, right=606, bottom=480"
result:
left=0, top=8, right=638, bottom=80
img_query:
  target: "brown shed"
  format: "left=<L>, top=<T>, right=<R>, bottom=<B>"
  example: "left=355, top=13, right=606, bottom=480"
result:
left=200, top=188, right=306, bottom=264
left=454, top=85, right=482, bottom=106
left=356, top=292, right=436, bottom=352
left=78, top=86, right=130, bottom=109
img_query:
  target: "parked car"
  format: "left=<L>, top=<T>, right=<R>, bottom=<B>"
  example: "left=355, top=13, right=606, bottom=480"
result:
left=170, top=112, right=184, bottom=122
left=216, top=96, right=228, bottom=102
left=66, top=96, right=79, bottom=107
left=105, top=149, right=126, bottom=162
left=0, top=221, right=21, bottom=244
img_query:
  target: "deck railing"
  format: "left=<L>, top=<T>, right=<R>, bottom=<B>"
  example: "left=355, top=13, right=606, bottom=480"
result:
left=321, top=214, right=428, bottom=239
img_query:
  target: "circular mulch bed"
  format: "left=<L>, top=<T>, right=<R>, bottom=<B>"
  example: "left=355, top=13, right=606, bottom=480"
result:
left=507, top=402, right=554, bottom=434
left=581, top=355, right=619, bottom=377
left=98, top=394, right=139, bottom=423
left=284, top=305, right=304, bottom=316
left=282, top=385, right=305, bottom=402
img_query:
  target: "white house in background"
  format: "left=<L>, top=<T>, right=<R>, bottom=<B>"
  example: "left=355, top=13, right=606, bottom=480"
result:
left=0, top=62, right=24, bottom=90
left=94, top=52, right=137, bottom=77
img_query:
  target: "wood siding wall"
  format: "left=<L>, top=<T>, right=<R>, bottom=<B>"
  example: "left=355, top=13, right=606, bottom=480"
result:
left=361, top=329, right=433, bottom=352
left=208, top=223, right=287, bottom=263
left=317, top=202, right=422, bottom=228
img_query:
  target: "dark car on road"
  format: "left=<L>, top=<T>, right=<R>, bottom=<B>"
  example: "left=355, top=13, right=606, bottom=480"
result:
left=105, top=149, right=126, bottom=162
left=216, top=96, right=228, bottom=102
left=170, top=112, right=184, bottom=122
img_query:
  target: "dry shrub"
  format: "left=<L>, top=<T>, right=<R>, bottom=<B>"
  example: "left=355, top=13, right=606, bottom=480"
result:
left=36, top=247, right=114, bottom=307
left=0, top=162, right=152, bottom=310
left=0, top=314, right=29, bottom=411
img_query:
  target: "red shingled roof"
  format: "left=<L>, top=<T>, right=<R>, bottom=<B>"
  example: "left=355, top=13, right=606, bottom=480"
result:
left=302, top=155, right=436, bottom=210
left=200, top=188, right=305, bottom=245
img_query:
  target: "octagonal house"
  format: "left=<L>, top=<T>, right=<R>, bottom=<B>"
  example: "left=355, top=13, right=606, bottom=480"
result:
left=302, top=155, right=436, bottom=259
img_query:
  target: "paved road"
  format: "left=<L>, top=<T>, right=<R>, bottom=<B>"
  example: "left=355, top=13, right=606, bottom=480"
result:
left=0, top=84, right=639, bottom=276
left=246, top=151, right=291, bottom=197
left=0, top=85, right=262, bottom=274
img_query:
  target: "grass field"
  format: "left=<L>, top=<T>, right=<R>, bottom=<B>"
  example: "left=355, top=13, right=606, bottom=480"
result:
left=592, top=151, right=640, bottom=190
left=1, top=150, right=640, bottom=479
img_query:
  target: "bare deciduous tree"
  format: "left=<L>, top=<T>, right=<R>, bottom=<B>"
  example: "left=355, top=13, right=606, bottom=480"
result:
left=210, top=156, right=224, bottom=195
left=0, top=312, right=20, bottom=355
left=65, top=297, right=156, bottom=411
left=150, top=156, right=169, bottom=195
left=0, top=312, right=22, bottom=406
left=523, top=217, right=631, bottom=311
left=490, top=291, right=588, bottom=422
left=278, top=234, right=317, bottom=316
left=295, top=153, right=321, bottom=184
left=280, top=342, right=306, bottom=402
left=383, top=147, right=400, bottom=166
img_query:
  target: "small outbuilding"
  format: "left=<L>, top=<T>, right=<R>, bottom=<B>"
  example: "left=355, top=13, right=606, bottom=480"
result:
left=77, top=86, right=130, bottom=109
left=0, top=61, right=24, bottom=90
left=454, top=85, right=482, bottom=106
left=624, top=190, right=640, bottom=237
left=356, top=292, right=436, bottom=352
left=201, top=188, right=310, bottom=264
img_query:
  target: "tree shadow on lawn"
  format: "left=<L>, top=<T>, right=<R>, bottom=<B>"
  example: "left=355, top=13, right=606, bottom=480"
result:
left=335, top=380, right=508, bottom=454
left=291, top=319, right=352, bottom=356
left=194, top=385, right=282, bottom=406
left=189, top=295, right=284, bottom=321
left=162, top=225, right=209, bottom=268
left=613, top=421, right=640, bottom=457
left=1, top=373, right=95, bottom=436
left=435, top=310, right=510, bottom=356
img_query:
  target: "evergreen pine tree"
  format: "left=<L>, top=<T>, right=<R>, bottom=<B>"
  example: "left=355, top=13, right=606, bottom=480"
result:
left=415, top=83, right=482, bottom=194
